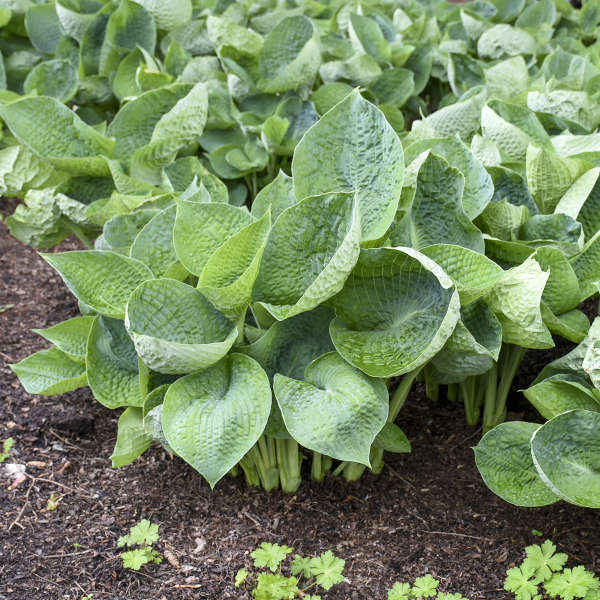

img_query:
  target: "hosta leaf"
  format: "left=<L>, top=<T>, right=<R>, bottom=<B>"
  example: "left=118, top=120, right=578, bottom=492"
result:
left=524, top=375, right=600, bottom=420
left=533, top=247, right=580, bottom=315
left=173, top=201, right=254, bottom=276
left=254, top=193, right=360, bottom=320
left=86, top=316, right=145, bottom=409
left=554, top=168, right=600, bottom=225
left=162, top=354, right=271, bottom=487
left=330, top=247, right=460, bottom=377
left=274, top=352, right=388, bottom=465
left=130, top=206, right=185, bottom=278
left=474, top=422, right=559, bottom=507
left=251, top=170, right=296, bottom=222
left=10, top=347, right=87, bottom=396
left=484, top=56, right=529, bottom=99
left=133, top=0, right=192, bottom=31
left=111, top=407, right=152, bottom=468
left=419, top=93, right=483, bottom=140
left=477, top=24, right=536, bottom=59
left=531, top=410, right=600, bottom=508
left=25, top=3, right=64, bottom=55
left=103, top=209, right=160, bottom=253
left=125, top=278, right=237, bottom=374
left=403, top=137, right=493, bottom=220
left=485, top=257, right=553, bottom=349
left=206, top=16, right=263, bottom=56
left=42, top=251, right=153, bottom=320
left=33, top=316, right=95, bottom=362
left=258, top=16, right=320, bottom=93
left=23, top=59, right=78, bottom=102
left=542, top=305, right=590, bottom=344
left=373, top=422, right=411, bottom=453
left=292, top=89, right=404, bottom=242
left=420, top=244, right=503, bottom=305
left=0, top=97, right=114, bottom=176
left=349, top=13, right=390, bottom=65
left=369, top=68, right=414, bottom=107
left=390, top=153, right=484, bottom=252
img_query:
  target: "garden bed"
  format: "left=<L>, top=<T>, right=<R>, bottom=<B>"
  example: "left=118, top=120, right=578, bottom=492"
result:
left=1, top=201, right=598, bottom=600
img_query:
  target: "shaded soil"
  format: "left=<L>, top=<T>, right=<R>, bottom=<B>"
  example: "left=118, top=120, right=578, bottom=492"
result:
left=1, top=198, right=598, bottom=600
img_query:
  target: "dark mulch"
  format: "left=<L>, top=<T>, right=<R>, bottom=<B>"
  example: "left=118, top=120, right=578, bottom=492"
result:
left=1, top=199, right=598, bottom=600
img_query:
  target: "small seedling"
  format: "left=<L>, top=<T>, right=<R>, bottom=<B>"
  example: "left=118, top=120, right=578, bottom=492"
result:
left=45, top=493, right=61, bottom=511
left=505, top=540, right=599, bottom=600
left=0, top=438, right=14, bottom=462
left=117, top=519, right=162, bottom=571
left=387, top=575, right=467, bottom=600
left=235, top=542, right=345, bottom=598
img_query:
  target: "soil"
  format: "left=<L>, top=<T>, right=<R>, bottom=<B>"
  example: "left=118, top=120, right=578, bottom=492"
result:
left=1, top=198, right=598, bottom=600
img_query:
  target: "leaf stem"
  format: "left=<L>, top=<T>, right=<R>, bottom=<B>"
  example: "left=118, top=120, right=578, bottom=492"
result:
left=389, top=367, right=421, bottom=422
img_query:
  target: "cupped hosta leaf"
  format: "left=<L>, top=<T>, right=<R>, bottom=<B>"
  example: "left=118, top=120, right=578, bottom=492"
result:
left=10, top=347, right=87, bottom=396
left=42, top=251, right=153, bottom=320
left=0, top=97, right=114, bottom=176
left=239, top=306, right=335, bottom=380
left=524, top=375, right=600, bottom=420
left=330, top=247, right=460, bottom=377
left=258, top=16, right=320, bottom=93
left=349, top=13, right=390, bottom=65
left=485, top=257, right=553, bottom=349
left=251, top=170, right=296, bottom=222
left=132, top=0, right=192, bottom=31
left=173, top=200, right=254, bottom=276
left=571, top=230, right=600, bottom=300
left=420, top=244, right=503, bottom=305
left=130, top=205, right=185, bottom=279
left=131, top=82, right=208, bottom=183
left=403, top=137, right=493, bottom=220
left=474, top=421, right=559, bottom=507
left=86, top=316, right=145, bottom=409
left=125, top=279, right=237, bottom=374
left=107, top=83, right=192, bottom=160
left=542, top=306, right=590, bottom=344
left=111, top=407, right=152, bottom=468
left=533, top=247, right=581, bottom=316
left=292, top=89, right=403, bottom=242
left=23, top=59, right=78, bottom=102
left=373, top=422, right=411, bottom=453
left=418, top=92, right=484, bottom=140
left=33, top=316, right=95, bottom=362
left=274, top=352, right=388, bottom=465
left=162, top=353, right=271, bottom=487
left=25, top=3, right=64, bottom=54
left=104, top=209, right=160, bottom=253
left=477, top=24, right=536, bottom=59
left=531, top=410, right=600, bottom=508
left=390, top=153, right=484, bottom=253
left=430, top=300, right=502, bottom=384
left=254, top=193, right=360, bottom=321
left=198, top=212, right=271, bottom=320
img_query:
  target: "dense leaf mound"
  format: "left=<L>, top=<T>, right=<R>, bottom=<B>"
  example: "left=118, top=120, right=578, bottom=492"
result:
left=4, top=0, right=600, bottom=501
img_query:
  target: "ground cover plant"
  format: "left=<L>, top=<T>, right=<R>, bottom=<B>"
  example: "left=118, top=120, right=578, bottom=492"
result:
left=3, top=0, right=600, bottom=500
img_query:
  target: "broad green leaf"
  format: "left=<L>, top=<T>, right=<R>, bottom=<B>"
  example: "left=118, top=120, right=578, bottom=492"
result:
left=198, top=212, right=271, bottom=319
left=274, top=352, right=388, bottom=465
left=292, top=89, right=404, bottom=242
left=373, top=422, right=411, bottom=453
left=33, top=316, right=95, bottom=362
left=125, top=278, right=237, bottom=374
left=524, top=375, right=600, bottom=420
left=133, top=0, right=192, bottom=30
left=56, top=0, right=102, bottom=43
left=330, top=247, right=460, bottom=377
left=419, top=93, right=484, bottom=140
left=531, top=410, right=600, bottom=508
left=319, top=53, right=382, bottom=87
left=349, top=13, right=390, bottom=65
left=485, top=257, right=553, bottom=349
left=111, top=407, right=152, bottom=468
left=10, top=347, right=86, bottom=396
left=42, top=251, right=153, bottom=319
left=570, top=230, right=600, bottom=299
left=477, top=200, right=529, bottom=241
left=258, top=16, right=320, bottom=93
left=369, top=68, right=414, bottom=107
left=404, top=137, right=493, bottom=220
left=164, top=156, right=228, bottom=202
left=554, top=168, right=600, bottom=225
left=103, top=209, right=160, bottom=253
left=390, top=153, right=484, bottom=252
left=420, top=244, right=503, bottom=305
left=533, top=247, right=580, bottom=315
left=528, top=90, right=600, bottom=132
left=484, top=56, right=529, bottom=99
left=130, top=205, right=185, bottom=278
left=477, top=24, right=536, bottom=59
left=0, top=97, right=114, bottom=176
left=131, top=82, right=208, bottom=183
left=474, top=422, right=559, bottom=507
left=107, top=84, right=192, bottom=160
left=251, top=170, right=295, bottom=222
left=173, top=201, right=254, bottom=276
left=86, top=316, right=145, bottom=408
left=542, top=305, right=590, bottom=344
left=23, top=59, right=78, bottom=102
left=162, top=354, right=271, bottom=487
left=25, top=3, right=64, bottom=54
left=254, top=193, right=360, bottom=320
left=206, top=16, right=263, bottom=56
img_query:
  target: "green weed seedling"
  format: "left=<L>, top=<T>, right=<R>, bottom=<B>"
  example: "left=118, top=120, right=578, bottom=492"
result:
left=0, top=438, right=14, bottom=462
left=388, top=574, right=469, bottom=600
left=117, top=519, right=163, bottom=571
left=505, top=540, right=599, bottom=600
left=235, top=542, right=345, bottom=599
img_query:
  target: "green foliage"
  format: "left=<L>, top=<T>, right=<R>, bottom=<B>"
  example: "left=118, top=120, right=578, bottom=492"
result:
left=0, top=438, right=14, bottom=462
left=387, top=575, right=467, bottom=600
left=237, top=543, right=345, bottom=599
left=505, top=540, right=599, bottom=600
left=117, top=519, right=162, bottom=571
